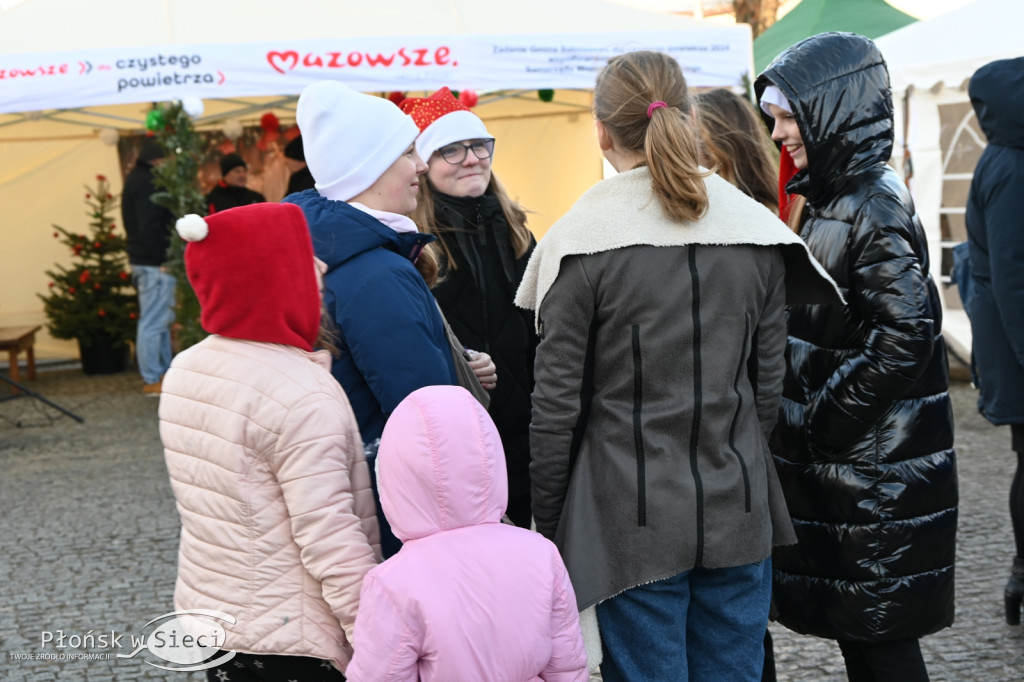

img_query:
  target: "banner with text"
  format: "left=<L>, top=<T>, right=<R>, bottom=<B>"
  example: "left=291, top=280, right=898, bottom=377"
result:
left=0, top=30, right=751, bottom=114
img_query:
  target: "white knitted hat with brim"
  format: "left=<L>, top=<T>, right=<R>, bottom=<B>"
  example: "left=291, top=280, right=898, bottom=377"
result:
left=297, top=81, right=419, bottom=202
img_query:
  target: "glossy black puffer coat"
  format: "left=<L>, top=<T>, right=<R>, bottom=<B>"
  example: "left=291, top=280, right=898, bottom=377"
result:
left=756, top=32, right=958, bottom=642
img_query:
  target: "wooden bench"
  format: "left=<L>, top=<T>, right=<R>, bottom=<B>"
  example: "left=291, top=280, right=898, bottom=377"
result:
left=0, top=325, right=42, bottom=391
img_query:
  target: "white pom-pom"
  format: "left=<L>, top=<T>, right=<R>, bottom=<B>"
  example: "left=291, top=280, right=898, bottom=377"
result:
left=223, top=119, right=243, bottom=141
left=181, top=96, right=205, bottom=119
left=99, top=128, right=120, bottom=146
left=176, top=214, right=209, bottom=242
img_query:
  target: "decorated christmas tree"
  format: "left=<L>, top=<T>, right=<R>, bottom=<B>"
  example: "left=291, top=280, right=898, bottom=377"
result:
left=38, top=175, right=138, bottom=348
left=147, top=101, right=207, bottom=350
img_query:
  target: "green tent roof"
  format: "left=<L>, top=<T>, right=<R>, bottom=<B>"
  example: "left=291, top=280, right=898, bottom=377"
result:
left=754, top=0, right=917, bottom=73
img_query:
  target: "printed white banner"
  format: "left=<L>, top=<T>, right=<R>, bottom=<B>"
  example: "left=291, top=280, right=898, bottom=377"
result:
left=0, top=30, right=751, bottom=114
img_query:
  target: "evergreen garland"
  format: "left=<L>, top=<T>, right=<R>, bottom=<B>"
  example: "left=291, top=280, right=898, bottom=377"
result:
left=38, top=176, right=138, bottom=346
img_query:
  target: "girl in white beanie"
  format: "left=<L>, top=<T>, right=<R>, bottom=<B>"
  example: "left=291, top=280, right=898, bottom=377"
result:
left=284, top=81, right=496, bottom=558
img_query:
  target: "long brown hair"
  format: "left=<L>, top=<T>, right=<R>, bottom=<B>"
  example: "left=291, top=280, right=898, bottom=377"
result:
left=412, top=172, right=531, bottom=272
left=693, top=88, right=779, bottom=213
left=594, top=50, right=710, bottom=222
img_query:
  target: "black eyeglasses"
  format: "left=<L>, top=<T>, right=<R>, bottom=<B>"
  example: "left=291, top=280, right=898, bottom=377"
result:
left=437, top=139, right=495, bottom=164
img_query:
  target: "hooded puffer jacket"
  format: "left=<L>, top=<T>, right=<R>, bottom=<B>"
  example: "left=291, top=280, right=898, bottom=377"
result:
left=963, top=57, right=1024, bottom=427
left=755, top=32, right=958, bottom=641
left=346, top=386, right=587, bottom=682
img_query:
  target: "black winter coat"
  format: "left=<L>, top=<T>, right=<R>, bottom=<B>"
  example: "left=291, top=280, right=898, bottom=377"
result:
left=756, top=32, right=958, bottom=642
left=205, top=181, right=266, bottom=214
left=430, top=192, right=537, bottom=527
left=963, top=57, right=1024, bottom=427
left=121, top=161, right=174, bottom=266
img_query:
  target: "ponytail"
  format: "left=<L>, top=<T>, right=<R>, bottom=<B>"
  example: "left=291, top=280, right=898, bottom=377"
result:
left=594, top=51, right=710, bottom=223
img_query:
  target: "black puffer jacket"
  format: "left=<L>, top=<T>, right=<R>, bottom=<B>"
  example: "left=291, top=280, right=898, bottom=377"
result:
left=431, top=191, right=538, bottom=527
left=756, top=32, right=958, bottom=642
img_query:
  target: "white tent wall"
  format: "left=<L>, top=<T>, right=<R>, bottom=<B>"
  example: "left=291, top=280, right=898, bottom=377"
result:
left=877, top=0, right=1024, bottom=358
left=1, top=137, right=123, bottom=359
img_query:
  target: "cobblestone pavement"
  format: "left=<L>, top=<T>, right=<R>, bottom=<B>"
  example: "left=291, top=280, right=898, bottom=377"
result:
left=1, top=369, right=1023, bottom=680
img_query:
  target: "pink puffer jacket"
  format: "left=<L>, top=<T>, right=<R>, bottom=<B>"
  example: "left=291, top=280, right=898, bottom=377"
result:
left=159, top=335, right=381, bottom=671
left=346, top=386, right=587, bottom=682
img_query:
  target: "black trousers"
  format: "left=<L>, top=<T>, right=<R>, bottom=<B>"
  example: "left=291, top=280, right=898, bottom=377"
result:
left=836, top=637, right=929, bottom=682
left=204, top=651, right=345, bottom=682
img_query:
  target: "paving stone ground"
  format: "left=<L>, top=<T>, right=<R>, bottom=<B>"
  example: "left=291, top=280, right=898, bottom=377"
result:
left=1, top=368, right=1022, bottom=680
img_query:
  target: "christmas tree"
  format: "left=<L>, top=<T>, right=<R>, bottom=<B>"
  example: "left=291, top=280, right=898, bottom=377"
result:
left=147, top=101, right=207, bottom=350
left=38, top=175, right=138, bottom=347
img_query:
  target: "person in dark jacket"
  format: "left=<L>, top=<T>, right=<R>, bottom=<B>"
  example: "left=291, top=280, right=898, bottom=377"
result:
left=121, top=137, right=175, bottom=396
left=756, top=32, right=959, bottom=681
left=962, top=56, right=1024, bottom=625
left=205, top=153, right=266, bottom=214
left=284, top=135, right=316, bottom=196
left=284, top=80, right=495, bottom=559
left=518, top=50, right=842, bottom=681
left=402, top=87, right=538, bottom=528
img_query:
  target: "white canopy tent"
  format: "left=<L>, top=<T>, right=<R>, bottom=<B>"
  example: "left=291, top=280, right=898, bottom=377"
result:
left=877, top=0, right=1024, bottom=358
left=0, top=0, right=752, bottom=359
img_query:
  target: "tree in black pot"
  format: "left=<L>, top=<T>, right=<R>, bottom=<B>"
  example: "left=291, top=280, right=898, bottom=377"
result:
left=39, top=175, right=138, bottom=374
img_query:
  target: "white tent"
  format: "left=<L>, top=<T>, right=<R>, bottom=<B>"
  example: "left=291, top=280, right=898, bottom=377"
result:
left=876, top=0, right=1024, bottom=358
left=0, top=0, right=752, bottom=360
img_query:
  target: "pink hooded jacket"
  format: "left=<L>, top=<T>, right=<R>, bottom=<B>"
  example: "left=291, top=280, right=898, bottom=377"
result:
left=346, top=386, right=587, bottom=682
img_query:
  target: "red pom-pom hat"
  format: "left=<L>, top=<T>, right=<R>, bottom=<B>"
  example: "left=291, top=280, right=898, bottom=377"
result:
left=400, top=87, right=492, bottom=162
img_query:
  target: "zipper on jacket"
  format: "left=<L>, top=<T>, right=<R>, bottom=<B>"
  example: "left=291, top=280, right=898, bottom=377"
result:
left=688, top=246, right=705, bottom=564
left=632, top=324, right=647, bottom=527
left=729, top=314, right=753, bottom=513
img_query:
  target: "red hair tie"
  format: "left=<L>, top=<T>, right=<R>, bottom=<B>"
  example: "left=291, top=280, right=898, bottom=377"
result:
left=647, top=101, right=668, bottom=119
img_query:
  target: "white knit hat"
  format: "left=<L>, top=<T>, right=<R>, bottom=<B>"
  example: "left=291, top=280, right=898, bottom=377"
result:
left=297, top=81, right=420, bottom=202
left=759, top=85, right=793, bottom=116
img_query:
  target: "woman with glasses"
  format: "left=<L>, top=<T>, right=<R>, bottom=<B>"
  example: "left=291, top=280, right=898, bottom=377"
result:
left=401, top=88, right=538, bottom=529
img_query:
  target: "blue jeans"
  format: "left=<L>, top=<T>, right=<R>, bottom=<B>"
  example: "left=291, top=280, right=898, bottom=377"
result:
left=132, top=265, right=176, bottom=383
left=596, top=559, right=772, bottom=682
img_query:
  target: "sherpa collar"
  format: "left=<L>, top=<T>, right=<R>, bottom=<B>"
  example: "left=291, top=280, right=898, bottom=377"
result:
left=515, top=166, right=843, bottom=319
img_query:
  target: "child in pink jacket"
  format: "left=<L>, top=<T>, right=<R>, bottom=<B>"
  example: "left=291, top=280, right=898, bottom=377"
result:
left=346, top=385, right=587, bottom=682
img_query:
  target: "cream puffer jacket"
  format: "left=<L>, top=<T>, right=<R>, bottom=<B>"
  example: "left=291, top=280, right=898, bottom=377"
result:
left=159, top=335, right=381, bottom=670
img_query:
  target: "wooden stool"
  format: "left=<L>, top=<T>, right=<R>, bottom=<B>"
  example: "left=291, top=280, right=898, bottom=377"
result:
left=0, top=325, right=42, bottom=392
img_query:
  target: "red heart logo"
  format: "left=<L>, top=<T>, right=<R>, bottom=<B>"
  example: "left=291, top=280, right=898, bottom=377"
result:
left=267, top=51, right=299, bottom=74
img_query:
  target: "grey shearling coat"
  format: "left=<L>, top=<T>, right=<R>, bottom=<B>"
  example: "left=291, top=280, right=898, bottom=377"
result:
left=517, top=168, right=843, bottom=610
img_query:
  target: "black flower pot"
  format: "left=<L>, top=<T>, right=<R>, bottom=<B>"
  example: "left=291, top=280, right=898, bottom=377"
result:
left=77, top=337, right=128, bottom=375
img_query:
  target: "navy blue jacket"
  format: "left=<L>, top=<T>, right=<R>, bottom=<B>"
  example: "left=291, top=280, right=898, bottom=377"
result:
left=284, top=190, right=457, bottom=443
left=964, top=57, right=1024, bottom=426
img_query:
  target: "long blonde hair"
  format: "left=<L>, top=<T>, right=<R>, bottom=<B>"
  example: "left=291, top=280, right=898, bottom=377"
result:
left=412, top=172, right=531, bottom=272
left=693, top=88, right=779, bottom=213
left=594, top=51, right=710, bottom=222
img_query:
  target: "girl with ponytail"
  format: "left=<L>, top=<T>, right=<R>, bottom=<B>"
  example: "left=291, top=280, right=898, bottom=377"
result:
left=516, top=50, right=842, bottom=681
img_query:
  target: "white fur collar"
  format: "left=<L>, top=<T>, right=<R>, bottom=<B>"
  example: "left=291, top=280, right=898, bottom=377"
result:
left=515, top=167, right=843, bottom=316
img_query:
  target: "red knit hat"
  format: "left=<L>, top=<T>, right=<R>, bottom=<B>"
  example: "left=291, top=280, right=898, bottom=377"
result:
left=175, top=203, right=320, bottom=351
left=400, top=87, right=492, bottom=161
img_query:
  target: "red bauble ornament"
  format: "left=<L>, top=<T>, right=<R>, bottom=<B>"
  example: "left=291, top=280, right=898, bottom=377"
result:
left=458, top=89, right=479, bottom=108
